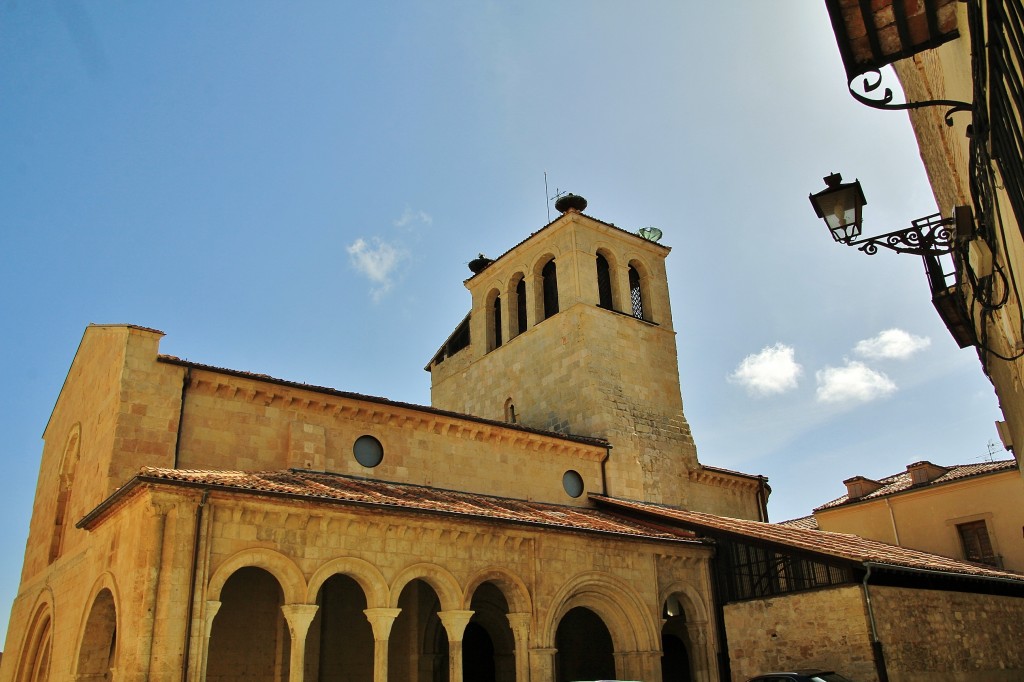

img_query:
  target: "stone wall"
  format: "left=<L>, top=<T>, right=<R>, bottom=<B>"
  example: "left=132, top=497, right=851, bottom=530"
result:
left=723, top=585, right=877, bottom=682
left=872, top=585, right=1024, bottom=681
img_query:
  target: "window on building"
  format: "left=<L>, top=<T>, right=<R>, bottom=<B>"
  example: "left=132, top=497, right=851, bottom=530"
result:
left=492, top=295, right=503, bottom=348
left=596, top=253, right=613, bottom=309
left=504, top=398, right=517, bottom=424
left=542, top=259, right=559, bottom=319
left=957, top=520, right=998, bottom=566
left=515, top=277, right=527, bottom=334
left=628, top=264, right=644, bottom=319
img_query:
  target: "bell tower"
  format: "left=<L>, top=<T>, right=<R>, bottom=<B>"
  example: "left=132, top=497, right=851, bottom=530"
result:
left=428, top=195, right=763, bottom=515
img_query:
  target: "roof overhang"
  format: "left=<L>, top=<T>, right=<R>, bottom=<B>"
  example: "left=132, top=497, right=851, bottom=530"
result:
left=825, top=0, right=961, bottom=81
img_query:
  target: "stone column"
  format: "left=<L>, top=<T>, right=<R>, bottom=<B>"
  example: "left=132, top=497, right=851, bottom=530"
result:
left=528, top=648, right=557, bottom=681
left=688, top=622, right=713, bottom=682
left=281, top=604, right=319, bottom=682
left=614, top=264, right=632, bottom=316
left=363, top=608, right=402, bottom=682
left=197, top=600, right=221, bottom=682
left=505, top=612, right=531, bottom=682
left=524, top=274, right=542, bottom=328
left=437, top=610, right=475, bottom=682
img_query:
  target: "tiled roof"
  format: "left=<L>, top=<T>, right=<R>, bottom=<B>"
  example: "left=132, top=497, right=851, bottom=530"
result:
left=777, top=515, right=819, bottom=530
left=116, top=467, right=700, bottom=544
left=592, top=495, right=1024, bottom=582
left=815, top=459, right=1019, bottom=511
left=157, top=355, right=608, bottom=449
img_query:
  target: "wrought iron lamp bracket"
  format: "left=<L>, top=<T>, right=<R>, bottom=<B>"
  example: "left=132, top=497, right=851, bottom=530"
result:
left=849, top=70, right=972, bottom=126
left=847, top=213, right=955, bottom=256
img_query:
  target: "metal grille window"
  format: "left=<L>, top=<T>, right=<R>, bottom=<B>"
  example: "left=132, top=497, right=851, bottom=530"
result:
left=596, top=254, right=613, bottom=309
left=957, top=520, right=998, bottom=565
left=715, top=539, right=854, bottom=603
left=542, top=259, right=559, bottom=319
left=628, top=265, right=644, bottom=319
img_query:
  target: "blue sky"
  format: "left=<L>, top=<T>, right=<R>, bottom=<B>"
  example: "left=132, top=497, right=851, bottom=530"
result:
left=0, top=2, right=1005, bottom=643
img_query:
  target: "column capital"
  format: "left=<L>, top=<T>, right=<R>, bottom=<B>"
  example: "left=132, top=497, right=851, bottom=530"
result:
left=437, top=610, right=475, bottom=642
left=280, top=603, right=319, bottom=638
left=363, top=607, right=403, bottom=641
left=505, top=611, right=531, bottom=638
left=204, top=600, right=222, bottom=631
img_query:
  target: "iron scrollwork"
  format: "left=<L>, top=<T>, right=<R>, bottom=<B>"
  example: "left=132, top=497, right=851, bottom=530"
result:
left=850, top=213, right=955, bottom=256
left=849, top=69, right=972, bottom=127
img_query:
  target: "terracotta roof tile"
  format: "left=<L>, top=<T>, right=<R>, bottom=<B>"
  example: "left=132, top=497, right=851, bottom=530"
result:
left=815, top=459, right=1018, bottom=510
left=132, top=467, right=699, bottom=544
left=592, top=495, right=1024, bottom=582
left=777, top=515, right=820, bottom=530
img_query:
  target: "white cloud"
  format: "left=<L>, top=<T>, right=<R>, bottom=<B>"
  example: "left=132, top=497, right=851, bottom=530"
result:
left=854, top=328, right=931, bottom=360
left=729, top=343, right=803, bottom=396
left=816, top=361, right=897, bottom=403
left=394, top=208, right=433, bottom=229
left=346, top=237, right=407, bottom=301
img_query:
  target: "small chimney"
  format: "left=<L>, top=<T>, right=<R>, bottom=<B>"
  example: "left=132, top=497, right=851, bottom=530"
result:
left=843, top=475, right=884, bottom=500
left=906, top=460, right=949, bottom=486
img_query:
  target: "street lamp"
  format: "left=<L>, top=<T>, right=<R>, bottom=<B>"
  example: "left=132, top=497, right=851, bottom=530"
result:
left=808, top=172, right=979, bottom=349
left=808, top=173, right=956, bottom=257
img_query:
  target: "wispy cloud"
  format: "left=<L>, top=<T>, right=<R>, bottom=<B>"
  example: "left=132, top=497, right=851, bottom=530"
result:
left=816, top=361, right=896, bottom=403
left=729, top=343, right=803, bottom=396
left=854, top=328, right=931, bottom=360
left=346, top=237, right=407, bottom=302
left=394, top=208, right=433, bottom=229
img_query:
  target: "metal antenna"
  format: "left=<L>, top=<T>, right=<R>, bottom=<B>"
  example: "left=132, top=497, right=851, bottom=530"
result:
left=544, top=172, right=569, bottom=222
left=545, top=172, right=550, bottom=222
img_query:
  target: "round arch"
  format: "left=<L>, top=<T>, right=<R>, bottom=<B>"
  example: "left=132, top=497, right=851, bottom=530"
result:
left=541, top=571, right=659, bottom=654
left=15, top=590, right=55, bottom=682
left=306, top=556, right=389, bottom=608
left=207, top=548, right=306, bottom=605
left=74, top=574, right=122, bottom=679
left=388, top=563, right=463, bottom=612
left=529, top=251, right=560, bottom=277
left=484, top=286, right=504, bottom=351
left=625, top=256, right=655, bottom=322
left=659, top=581, right=710, bottom=624
left=462, top=566, right=533, bottom=613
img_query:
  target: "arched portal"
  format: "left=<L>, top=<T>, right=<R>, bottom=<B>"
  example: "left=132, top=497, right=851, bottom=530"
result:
left=17, top=607, right=52, bottom=682
left=389, top=579, right=446, bottom=682
left=76, top=588, right=117, bottom=680
left=207, top=567, right=288, bottom=682
left=555, top=607, right=614, bottom=682
left=464, top=582, right=514, bottom=682
left=308, top=574, right=373, bottom=681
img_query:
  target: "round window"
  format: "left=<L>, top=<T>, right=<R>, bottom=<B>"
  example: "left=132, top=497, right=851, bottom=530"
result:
left=353, top=435, right=384, bottom=468
left=562, top=470, right=584, bottom=498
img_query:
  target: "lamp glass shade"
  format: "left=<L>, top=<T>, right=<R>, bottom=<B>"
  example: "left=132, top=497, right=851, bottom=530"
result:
left=809, top=176, right=866, bottom=243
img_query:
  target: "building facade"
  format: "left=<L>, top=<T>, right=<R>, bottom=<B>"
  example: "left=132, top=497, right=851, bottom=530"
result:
left=0, top=201, right=765, bottom=682
left=810, top=458, right=1024, bottom=572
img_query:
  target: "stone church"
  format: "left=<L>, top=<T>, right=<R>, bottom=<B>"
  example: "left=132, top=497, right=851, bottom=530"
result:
left=5, top=196, right=1024, bottom=682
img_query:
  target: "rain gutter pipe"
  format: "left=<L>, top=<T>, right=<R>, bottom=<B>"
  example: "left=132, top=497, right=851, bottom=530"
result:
left=861, top=564, right=890, bottom=682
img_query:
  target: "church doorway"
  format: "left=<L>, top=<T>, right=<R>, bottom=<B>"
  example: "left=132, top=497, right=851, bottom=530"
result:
left=76, top=588, right=117, bottom=681
left=309, top=574, right=373, bottom=681
left=554, top=606, right=615, bottom=682
left=207, top=567, right=288, bottom=682
left=389, top=579, right=447, bottom=682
